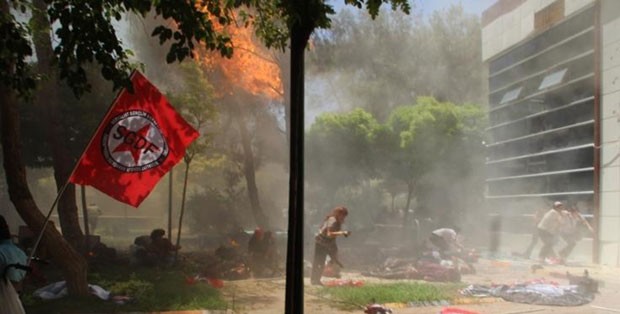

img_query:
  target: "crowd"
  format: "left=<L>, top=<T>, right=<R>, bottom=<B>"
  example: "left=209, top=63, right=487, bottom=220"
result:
left=519, top=201, right=594, bottom=264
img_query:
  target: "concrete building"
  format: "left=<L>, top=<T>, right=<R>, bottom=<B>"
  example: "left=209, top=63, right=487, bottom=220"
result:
left=482, top=0, right=620, bottom=265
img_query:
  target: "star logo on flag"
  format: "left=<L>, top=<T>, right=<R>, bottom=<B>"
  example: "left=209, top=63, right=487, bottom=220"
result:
left=70, top=70, right=199, bottom=207
left=112, top=124, right=158, bottom=164
left=101, top=110, right=169, bottom=173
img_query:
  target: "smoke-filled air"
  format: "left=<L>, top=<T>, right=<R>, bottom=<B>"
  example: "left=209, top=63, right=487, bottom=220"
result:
left=0, top=0, right=616, bottom=313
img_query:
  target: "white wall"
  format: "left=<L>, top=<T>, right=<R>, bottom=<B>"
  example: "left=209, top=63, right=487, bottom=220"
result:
left=598, top=0, right=620, bottom=266
left=482, top=0, right=596, bottom=62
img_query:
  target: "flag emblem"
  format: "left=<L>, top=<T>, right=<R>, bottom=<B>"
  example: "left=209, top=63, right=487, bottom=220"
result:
left=69, top=70, right=199, bottom=207
left=102, top=110, right=169, bottom=172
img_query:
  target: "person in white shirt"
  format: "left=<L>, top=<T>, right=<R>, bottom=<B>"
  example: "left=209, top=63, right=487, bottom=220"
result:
left=536, top=201, right=567, bottom=261
left=429, top=227, right=464, bottom=259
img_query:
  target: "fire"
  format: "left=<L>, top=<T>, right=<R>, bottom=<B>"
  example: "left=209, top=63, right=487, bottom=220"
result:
left=198, top=12, right=283, bottom=100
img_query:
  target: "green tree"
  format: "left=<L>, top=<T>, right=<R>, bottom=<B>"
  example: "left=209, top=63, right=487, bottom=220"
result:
left=307, top=3, right=484, bottom=121
left=306, top=108, right=379, bottom=207
left=167, top=62, right=218, bottom=251
left=2, top=0, right=412, bottom=304
left=0, top=0, right=255, bottom=296
left=380, top=97, right=486, bottom=225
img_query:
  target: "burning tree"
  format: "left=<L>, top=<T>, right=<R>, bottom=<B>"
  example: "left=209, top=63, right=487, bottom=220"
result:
left=199, top=19, right=286, bottom=229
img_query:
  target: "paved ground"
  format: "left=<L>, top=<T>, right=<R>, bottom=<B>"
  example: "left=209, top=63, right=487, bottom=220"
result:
left=116, top=256, right=620, bottom=314
left=222, top=256, right=620, bottom=314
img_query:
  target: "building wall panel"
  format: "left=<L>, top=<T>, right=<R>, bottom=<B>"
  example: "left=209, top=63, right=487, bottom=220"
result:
left=600, top=217, right=620, bottom=242
left=602, top=116, right=620, bottom=143
left=602, top=66, right=620, bottom=95
left=603, top=16, right=620, bottom=48
left=600, top=191, right=620, bottom=216
left=601, top=92, right=620, bottom=120
left=565, top=0, right=595, bottom=17
left=601, top=166, right=620, bottom=192
left=599, top=242, right=619, bottom=266
left=600, top=142, right=620, bottom=167
left=603, top=38, right=620, bottom=72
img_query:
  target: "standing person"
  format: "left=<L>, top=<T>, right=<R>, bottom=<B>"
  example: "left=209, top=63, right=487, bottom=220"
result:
left=0, top=215, right=28, bottom=314
left=519, top=207, right=548, bottom=259
left=248, top=228, right=267, bottom=277
left=87, top=203, right=102, bottom=233
left=311, top=206, right=350, bottom=286
left=558, top=205, right=595, bottom=261
left=537, top=201, right=567, bottom=262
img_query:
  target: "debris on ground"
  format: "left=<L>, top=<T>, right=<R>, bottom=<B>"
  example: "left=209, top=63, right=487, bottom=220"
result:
left=460, top=276, right=597, bottom=306
left=364, top=302, right=393, bottom=314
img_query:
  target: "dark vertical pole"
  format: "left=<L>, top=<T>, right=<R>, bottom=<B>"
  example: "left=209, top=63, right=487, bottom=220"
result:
left=175, top=161, right=190, bottom=263
left=285, top=23, right=308, bottom=314
left=81, top=185, right=90, bottom=253
left=168, top=168, right=173, bottom=241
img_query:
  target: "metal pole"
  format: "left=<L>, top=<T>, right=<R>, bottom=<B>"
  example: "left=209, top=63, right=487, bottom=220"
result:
left=174, top=161, right=190, bottom=263
left=81, top=185, right=90, bottom=253
left=27, top=180, right=71, bottom=263
left=168, top=168, right=173, bottom=242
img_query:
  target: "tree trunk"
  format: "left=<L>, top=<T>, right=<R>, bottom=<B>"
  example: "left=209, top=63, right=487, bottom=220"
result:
left=231, top=100, right=269, bottom=228
left=402, top=180, right=414, bottom=227
left=0, top=84, right=90, bottom=296
left=284, top=20, right=312, bottom=314
left=32, top=0, right=85, bottom=251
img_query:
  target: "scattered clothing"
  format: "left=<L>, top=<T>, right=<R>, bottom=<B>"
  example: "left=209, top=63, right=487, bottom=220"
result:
left=460, top=279, right=595, bottom=306
left=33, top=281, right=111, bottom=300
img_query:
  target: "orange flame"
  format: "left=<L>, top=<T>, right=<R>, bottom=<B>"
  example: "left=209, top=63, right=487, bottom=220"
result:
left=198, top=12, right=283, bottom=100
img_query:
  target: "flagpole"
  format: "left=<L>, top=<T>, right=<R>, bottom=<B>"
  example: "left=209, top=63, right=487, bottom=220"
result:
left=168, top=168, right=173, bottom=243
left=27, top=180, right=71, bottom=263
left=81, top=185, right=90, bottom=254
left=174, top=160, right=191, bottom=263
left=27, top=70, right=139, bottom=263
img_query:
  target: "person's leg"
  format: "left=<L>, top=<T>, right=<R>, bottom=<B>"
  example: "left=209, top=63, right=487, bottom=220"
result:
left=311, top=243, right=328, bottom=285
left=537, top=229, right=556, bottom=260
left=559, top=235, right=577, bottom=260
left=522, top=228, right=539, bottom=258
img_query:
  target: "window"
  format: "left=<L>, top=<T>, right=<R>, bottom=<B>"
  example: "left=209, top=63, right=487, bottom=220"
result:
left=499, top=87, right=522, bottom=104
left=539, top=68, right=567, bottom=90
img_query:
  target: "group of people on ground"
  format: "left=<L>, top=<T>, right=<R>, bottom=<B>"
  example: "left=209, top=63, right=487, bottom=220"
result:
left=131, top=228, right=181, bottom=267
left=310, top=205, right=468, bottom=285
left=520, top=201, right=594, bottom=263
left=247, top=228, right=279, bottom=277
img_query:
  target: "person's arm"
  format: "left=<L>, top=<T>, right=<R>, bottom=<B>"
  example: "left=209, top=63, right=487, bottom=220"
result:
left=326, top=230, right=350, bottom=237
left=574, top=212, right=595, bottom=235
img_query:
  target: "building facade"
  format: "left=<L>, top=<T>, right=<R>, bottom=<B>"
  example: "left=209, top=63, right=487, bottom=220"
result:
left=482, top=0, right=620, bottom=265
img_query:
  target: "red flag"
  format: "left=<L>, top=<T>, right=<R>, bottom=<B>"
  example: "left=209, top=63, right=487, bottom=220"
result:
left=69, top=71, right=199, bottom=207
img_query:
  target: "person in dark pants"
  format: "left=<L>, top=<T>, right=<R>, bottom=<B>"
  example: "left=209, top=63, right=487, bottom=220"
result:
left=519, top=207, right=547, bottom=259
left=559, top=205, right=594, bottom=261
left=311, top=206, right=350, bottom=286
left=537, top=201, right=566, bottom=262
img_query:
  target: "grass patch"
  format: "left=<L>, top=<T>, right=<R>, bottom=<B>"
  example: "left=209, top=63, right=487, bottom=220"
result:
left=316, top=282, right=463, bottom=310
left=22, top=258, right=228, bottom=314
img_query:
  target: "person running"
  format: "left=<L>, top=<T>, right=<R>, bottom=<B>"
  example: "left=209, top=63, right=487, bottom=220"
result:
left=311, top=206, right=350, bottom=286
left=519, top=207, right=548, bottom=259
left=537, top=201, right=567, bottom=262
left=558, top=205, right=595, bottom=261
